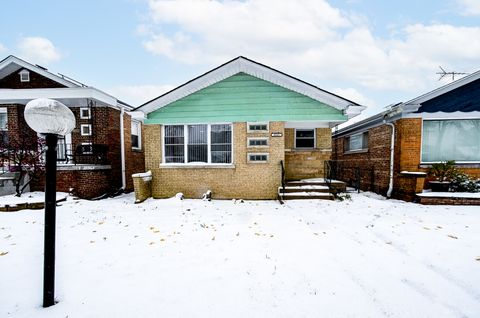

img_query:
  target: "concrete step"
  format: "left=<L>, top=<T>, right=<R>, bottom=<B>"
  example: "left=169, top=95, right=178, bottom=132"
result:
left=278, top=185, right=330, bottom=193
left=279, top=191, right=334, bottom=200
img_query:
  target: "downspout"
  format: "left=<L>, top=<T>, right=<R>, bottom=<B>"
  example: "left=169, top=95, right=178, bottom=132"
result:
left=120, top=104, right=126, bottom=190
left=385, top=121, right=395, bottom=198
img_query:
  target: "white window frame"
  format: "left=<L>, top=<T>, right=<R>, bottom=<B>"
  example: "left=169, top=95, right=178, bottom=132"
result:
left=247, top=137, right=269, bottom=148
left=162, top=123, right=233, bottom=165
left=420, top=118, right=480, bottom=164
left=80, top=107, right=91, bottom=119
left=0, top=108, right=7, bottom=131
left=345, top=131, right=368, bottom=153
left=247, top=153, right=269, bottom=163
left=247, top=122, right=269, bottom=133
left=19, top=70, right=30, bottom=82
left=294, top=128, right=316, bottom=149
left=80, top=124, right=92, bottom=136
left=131, top=120, right=142, bottom=150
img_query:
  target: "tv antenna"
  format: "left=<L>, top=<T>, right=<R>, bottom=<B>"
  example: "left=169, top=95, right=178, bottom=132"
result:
left=436, top=66, right=468, bottom=81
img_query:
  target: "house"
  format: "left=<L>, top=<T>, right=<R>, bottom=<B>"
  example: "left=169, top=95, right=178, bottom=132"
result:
left=136, top=56, right=365, bottom=199
left=332, top=70, right=480, bottom=201
left=0, top=55, right=145, bottom=198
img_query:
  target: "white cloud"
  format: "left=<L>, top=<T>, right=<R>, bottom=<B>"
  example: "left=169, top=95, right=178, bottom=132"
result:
left=457, top=0, right=480, bottom=16
left=140, top=0, right=480, bottom=96
left=108, top=84, right=175, bottom=106
left=17, top=36, right=61, bottom=64
left=0, top=42, right=6, bottom=52
left=332, top=87, right=376, bottom=108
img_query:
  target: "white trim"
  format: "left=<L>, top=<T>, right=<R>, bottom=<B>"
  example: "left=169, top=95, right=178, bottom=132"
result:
left=247, top=152, right=269, bottom=163
left=0, top=87, right=119, bottom=108
left=138, top=57, right=363, bottom=114
left=81, top=142, right=93, bottom=154
left=403, top=111, right=480, bottom=120
left=294, top=128, right=316, bottom=149
left=163, top=123, right=233, bottom=165
left=285, top=121, right=330, bottom=129
left=80, top=107, right=91, bottom=119
left=247, top=121, right=269, bottom=133
left=131, top=120, right=142, bottom=150
left=0, top=55, right=78, bottom=88
left=160, top=163, right=235, bottom=169
left=80, top=124, right=92, bottom=136
left=420, top=118, right=480, bottom=163
left=19, top=69, right=30, bottom=82
left=247, top=137, right=269, bottom=148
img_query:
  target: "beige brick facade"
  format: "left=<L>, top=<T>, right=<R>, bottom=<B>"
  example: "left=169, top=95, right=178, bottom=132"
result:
left=144, top=122, right=285, bottom=199
left=284, top=128, right=332, bottom=180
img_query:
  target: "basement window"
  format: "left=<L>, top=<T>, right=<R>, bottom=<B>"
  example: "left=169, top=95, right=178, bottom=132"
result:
left=19, top=70, right=30, bottom=82
left=248, top=137, right=268, bottom=147
left=248, top=153, right=268, bottom=163
left=345, top=132, right=368, bottom=152
left=80, top=124, right=92, bottom=136
left=247, top=122, right=269, bottom=133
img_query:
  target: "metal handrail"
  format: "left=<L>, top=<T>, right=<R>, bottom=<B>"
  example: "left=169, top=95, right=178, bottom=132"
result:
left=279, top=160, right=286, bottom=203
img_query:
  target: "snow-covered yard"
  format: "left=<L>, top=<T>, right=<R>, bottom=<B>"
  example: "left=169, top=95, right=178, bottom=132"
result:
left=1, top=192, right=479, bottom=318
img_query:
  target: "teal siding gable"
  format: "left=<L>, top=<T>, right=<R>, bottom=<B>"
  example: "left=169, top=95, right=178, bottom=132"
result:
left=146, top=73, right=347, bottom=124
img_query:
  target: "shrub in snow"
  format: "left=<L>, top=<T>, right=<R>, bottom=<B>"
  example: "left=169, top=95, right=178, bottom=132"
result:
left=175, top=193, right=184, bottom=200
left=450, top=172, right=480, bottom=193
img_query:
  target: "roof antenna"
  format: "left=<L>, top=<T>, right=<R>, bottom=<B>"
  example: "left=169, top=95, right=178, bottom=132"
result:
left=436, top=66, right=468, bottom=81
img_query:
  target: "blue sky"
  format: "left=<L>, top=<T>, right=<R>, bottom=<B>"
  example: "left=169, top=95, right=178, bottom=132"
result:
left=1, top=0, right=479, bottom=120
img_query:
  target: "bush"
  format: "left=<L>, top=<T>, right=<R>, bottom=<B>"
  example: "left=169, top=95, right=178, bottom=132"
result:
left=427, top=160, right=458, bottom=182
left=450, top=172, right=480, bottom=193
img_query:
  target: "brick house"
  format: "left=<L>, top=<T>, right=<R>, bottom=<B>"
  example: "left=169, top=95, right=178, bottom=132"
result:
left=332, top=70, right=480, bottom=201
left=136, top=56, right=365, bottom=199
left=0, top=55, right=145, bottom=198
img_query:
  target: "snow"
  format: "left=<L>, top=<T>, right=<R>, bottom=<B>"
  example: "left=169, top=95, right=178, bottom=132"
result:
left=280, top=191, right=332, bottom=196
left=417, top=191, right=480, bottom=198
left=131, top=170, right=152, bottom=181
left=292, top=178, right=344, bottom=184
left=400, top=171, right=427, bottom=176
left=279, top=185, right=330, bottom=190
left=0, top=192, right=69, bottom=207
left=1, top=192, right=480, bottom=317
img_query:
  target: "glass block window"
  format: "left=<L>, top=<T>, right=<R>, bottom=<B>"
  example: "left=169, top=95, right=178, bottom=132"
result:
left=248, top=153, right=268, bottom=162
left=248, top=138, right=268, bottom=147
left=247, top=122, right=269, bottom=132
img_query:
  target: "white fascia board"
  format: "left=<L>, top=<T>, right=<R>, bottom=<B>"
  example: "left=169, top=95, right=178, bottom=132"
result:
left=0, top=87, right=118, bottom=107
left=0, top=56, right=79, bottom=88
left=139, top=57, right=360, bottom=114
left=345, top=105, right=367, bottom=119
left=127, top=111, right=146, bottom=122
left=404, top=69, right=480, bottom=105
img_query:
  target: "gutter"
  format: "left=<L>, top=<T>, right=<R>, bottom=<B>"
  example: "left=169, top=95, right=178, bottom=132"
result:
left=384, top=120, right=395, bottom=198
left=120, top=104, right=126, bottom=190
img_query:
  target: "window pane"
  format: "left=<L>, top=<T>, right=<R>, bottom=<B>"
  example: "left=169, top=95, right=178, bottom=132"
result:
left=295, top=129, right=315, bottom=148
left=165, top=125, right=184, bottom=163
left=422, top=120, right=480, bottom=162
left=211, top=124, right=232, bottom=163
left=0, top=113, right=7, bottom=130
left=349, top=134, right=364, bottom=151
left=131, top=135, right=139, bottom=148
left=188, top=124, right=208, bottom=163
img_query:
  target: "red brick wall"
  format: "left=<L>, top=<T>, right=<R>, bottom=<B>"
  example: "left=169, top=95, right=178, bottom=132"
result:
left=0, top=68, right=65, bottom=89
left=332, top=124, right=393, bottom=195
left=2, top=104, right=37, bottom=146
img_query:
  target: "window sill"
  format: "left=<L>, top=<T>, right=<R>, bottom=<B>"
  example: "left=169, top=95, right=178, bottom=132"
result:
left=419, top=162, right=480, bottom=168
left=160, top=163, right=235, bottom=169
left=132, top=147, right=142, bottom=152
left=344, top=149, right=369, bottom=155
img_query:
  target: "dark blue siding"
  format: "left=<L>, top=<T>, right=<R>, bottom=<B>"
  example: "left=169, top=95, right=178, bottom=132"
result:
left=416, top=78, right=480, bottom=113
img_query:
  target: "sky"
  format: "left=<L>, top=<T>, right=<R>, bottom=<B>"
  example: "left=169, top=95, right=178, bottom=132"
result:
left=1, top=0, right=479, bottom=120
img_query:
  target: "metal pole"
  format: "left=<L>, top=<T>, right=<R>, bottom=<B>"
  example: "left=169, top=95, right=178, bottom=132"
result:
left=43, top=133, right=58, bottom=308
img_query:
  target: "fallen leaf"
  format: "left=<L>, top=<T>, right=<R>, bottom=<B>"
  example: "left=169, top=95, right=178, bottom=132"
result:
left=447, top=235, right=458, bottom=239
left=423, top=227, right=431, bottom=230
left=476, top=257, right=480, bottom=262
left=90, top=240, right=95, bottom=244
left=211, top=236, right=215, bottom=241
left=313, top=232, right=319, bottom=236
left=0, top=251, right=8, bottom=256
left=149, top=241, right=155, bottom=245
left=236, top=232, right=240, bottom=236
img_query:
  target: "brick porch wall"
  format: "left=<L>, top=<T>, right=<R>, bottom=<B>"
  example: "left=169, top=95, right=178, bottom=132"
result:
left=284, top=128, right=332, bottom=180
left=144, top=122, right=285, bottom=199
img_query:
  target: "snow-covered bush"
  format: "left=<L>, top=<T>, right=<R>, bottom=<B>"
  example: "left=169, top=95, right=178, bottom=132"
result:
left=450, top=172, right=480, bottom=193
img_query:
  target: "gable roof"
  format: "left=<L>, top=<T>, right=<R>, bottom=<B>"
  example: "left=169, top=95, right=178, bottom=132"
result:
left=0, top=55, right=80, bottom=88
left=136, top=56, right=365, bottom=117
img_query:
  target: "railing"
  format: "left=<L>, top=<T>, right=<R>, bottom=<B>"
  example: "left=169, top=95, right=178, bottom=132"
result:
left=327, top=160, right=376, bottom=193
left=279, top=160, right=286, bottom=203
left=56, top=143, right=109, bottom=165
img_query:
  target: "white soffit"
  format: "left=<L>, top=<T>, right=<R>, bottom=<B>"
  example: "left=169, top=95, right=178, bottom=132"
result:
left=139, top=57, right=362, bottom=114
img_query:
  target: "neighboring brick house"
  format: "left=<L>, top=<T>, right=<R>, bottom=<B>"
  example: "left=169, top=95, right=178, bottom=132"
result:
left=332, top=70, right=480, bottom=201
left=0, top=55, right=145, bottom=198
left=136, top=56, right=365, bottom=199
